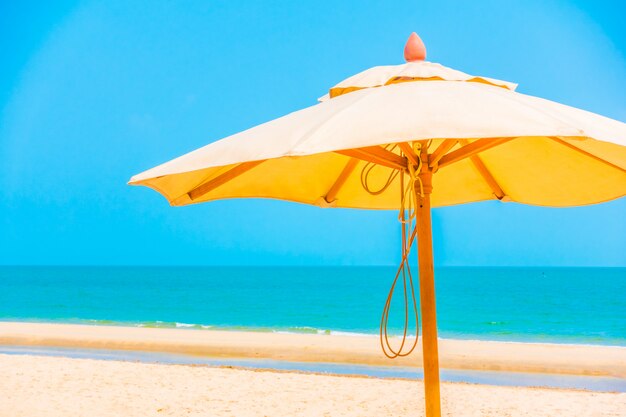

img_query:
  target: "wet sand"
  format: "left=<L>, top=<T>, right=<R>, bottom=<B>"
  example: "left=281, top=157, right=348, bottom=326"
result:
left=0, top=322, right=624, bottom=377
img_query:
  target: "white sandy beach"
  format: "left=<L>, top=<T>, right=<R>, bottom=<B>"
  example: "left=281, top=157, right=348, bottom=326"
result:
left=1, top=354, right=625, bottom=417
left=1, top=322, right=626, bottom=416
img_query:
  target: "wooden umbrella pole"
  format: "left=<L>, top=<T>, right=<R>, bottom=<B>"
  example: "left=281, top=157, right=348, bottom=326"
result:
left=415, top=148, right=441, bottom=417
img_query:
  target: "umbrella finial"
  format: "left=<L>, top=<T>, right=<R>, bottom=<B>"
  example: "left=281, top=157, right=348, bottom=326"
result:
left=404, top=32, right=427, bottom=62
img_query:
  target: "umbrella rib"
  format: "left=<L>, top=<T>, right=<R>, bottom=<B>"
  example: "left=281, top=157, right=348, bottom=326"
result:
left=187, top=160, right=266, bottom=201
left=437, top=137, right=513, bottom=169
left=458, top=139, right=507, bottom=200
left=397, top=142, right=419, bottom=166
left=428, top=139, right=458, bottom=169
left=550, top=137, right=626, bottom=174
left=335, top=146, right=407, bottom=171
left=324, top=158, right=359, bottom=203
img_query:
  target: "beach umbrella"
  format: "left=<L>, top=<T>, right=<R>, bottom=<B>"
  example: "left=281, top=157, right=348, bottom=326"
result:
left=130, top=33, right=626, bottom=417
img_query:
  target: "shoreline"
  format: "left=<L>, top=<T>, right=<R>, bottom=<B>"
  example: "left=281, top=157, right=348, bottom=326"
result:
left=5, top=318, right=625, bottom=348
left=1, top=322, right=625, bottom=378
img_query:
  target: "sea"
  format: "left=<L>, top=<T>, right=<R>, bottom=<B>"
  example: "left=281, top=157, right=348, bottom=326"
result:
left=1, top=266, right=624, bottom=346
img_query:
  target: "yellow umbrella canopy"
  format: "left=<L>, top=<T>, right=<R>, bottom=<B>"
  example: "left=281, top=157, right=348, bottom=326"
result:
left=130, top=33, right=626, bottom=417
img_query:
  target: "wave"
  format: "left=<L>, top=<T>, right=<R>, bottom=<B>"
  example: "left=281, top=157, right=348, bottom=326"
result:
left=82, top=319, right=213, bottom=330
left=82, top=319, right=370, bottom=336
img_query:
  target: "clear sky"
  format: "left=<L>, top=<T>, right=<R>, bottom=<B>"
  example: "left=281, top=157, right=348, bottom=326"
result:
left=1, top=0, right=625, bottom=266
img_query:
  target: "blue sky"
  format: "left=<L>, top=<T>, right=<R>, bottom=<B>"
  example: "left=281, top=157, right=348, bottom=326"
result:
left=1, top=0, right=625, bottom=266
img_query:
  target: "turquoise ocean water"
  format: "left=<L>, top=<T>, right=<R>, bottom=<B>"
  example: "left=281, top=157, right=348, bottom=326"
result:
left=0, top=266, right=624, bottom=346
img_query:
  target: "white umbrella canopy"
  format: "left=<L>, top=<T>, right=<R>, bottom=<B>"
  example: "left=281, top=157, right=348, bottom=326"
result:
left=318, top=59, right=518, bottom=101
left=129, top=60, right=626, bottom=209
left=130, top=33, right=626, bottom=417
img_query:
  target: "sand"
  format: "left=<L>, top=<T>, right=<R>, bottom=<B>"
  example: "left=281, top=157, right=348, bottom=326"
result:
left=0, top=322, right=625, bottom=377
left=1, top=354, right=625, bottom=417
left=1, top=322, right=625, bottom=416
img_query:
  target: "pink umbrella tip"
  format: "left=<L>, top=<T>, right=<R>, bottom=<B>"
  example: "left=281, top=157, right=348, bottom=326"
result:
left=404, top=32, right=426, bottom=62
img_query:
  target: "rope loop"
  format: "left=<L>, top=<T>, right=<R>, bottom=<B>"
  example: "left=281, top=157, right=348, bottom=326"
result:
left=359, top=142, right=422, bottom=359
left=380, top=171, right=420, bottom=358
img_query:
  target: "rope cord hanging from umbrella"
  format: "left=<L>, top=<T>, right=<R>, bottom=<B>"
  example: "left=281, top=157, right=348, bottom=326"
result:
left=360, top=143, right=424, bottom=358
